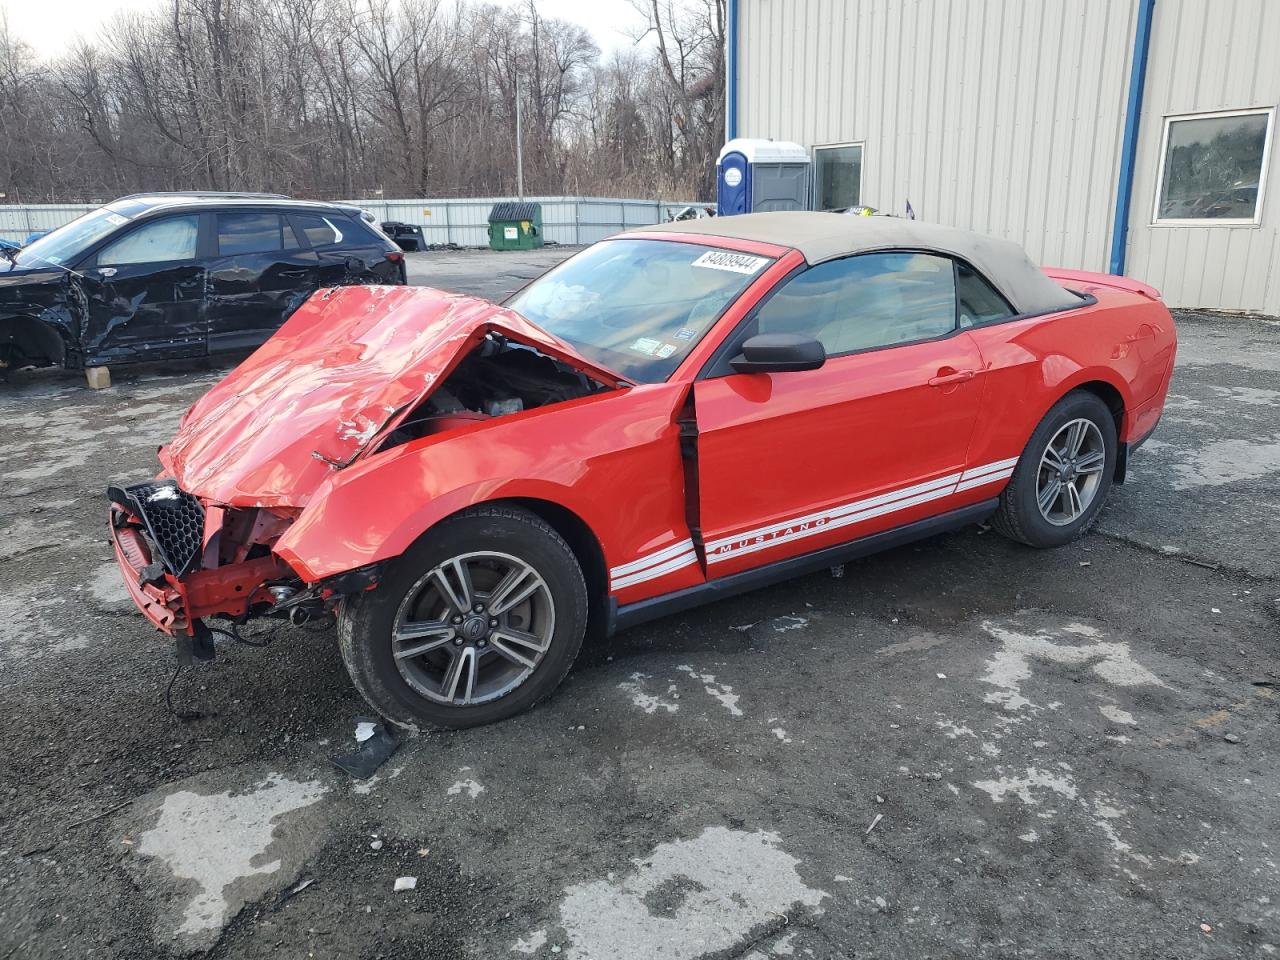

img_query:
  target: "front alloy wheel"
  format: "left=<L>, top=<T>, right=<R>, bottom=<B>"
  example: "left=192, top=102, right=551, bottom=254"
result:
left=392, top=552, right=555, bottom=706
left=338, top=505, right=588, bottom=730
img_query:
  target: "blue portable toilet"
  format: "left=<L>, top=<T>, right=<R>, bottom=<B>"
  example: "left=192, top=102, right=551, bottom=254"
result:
left=716, top=139, right=811, bottom=216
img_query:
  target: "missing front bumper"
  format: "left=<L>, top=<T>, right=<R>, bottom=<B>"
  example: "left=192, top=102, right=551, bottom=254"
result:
left=107, top=480, right=205, bottom=577
left=108, top=482, right=295, bottom=638
left=110, top=517, right=189, bottom=634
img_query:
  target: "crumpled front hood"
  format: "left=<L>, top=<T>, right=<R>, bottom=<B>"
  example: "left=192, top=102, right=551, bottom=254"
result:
left=161, top=285, right=622, bottom=508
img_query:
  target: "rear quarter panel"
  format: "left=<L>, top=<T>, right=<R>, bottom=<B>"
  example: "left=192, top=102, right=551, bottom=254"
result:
left=963, top=284, right=1176, bottom=470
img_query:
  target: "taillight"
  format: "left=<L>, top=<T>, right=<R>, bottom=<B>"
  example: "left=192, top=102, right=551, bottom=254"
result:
left=385, top=251, right=404, bottom=263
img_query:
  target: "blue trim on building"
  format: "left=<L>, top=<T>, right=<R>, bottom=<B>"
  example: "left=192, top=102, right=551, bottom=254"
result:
left=1109, top=0, right=1157, bottom=276
left=726, top=0, right=739, bottom=141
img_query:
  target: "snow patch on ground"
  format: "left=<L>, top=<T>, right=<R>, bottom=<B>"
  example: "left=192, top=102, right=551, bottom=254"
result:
left=543, top=827, right=825, bottom=960
left=936, top=719, right=975, bottom=739
left=973, top=767, right=1079, bottom=805
left=768, top=616, right=809, bottom=632
left=677, top=665, right=743, bottom=716
left=447, top=768, right=484, bottom=799
left=133, top=773, right=327, bottom=942
left=618, top=673, right=679, bottom=714
left=511, top=929, right=547, bottom=954
left=980, top=619, right=1166, bottom=712
left=87, top=562, right=133, bottom=614
left=1100, top=704, right=1137, bottom=725
left=0, top=593, right=87, bottom=662
left=742, top=929, right=798, bottom=959
left=352, top=765, right=404, bottom=796
left=1170, top=433, right=1280, bottom=489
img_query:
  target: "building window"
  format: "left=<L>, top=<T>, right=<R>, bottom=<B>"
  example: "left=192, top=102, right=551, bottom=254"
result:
left=813, top=143, right=863, bottom=211
left=1154, top=108, right=1273, bottom=224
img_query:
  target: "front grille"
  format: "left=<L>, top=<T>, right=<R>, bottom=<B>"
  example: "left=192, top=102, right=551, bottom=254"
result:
left=118, top=481, right=205, bottom=577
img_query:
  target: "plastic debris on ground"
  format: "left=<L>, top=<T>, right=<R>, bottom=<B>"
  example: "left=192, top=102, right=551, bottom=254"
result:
left=332, top=717, right=400, bottom=779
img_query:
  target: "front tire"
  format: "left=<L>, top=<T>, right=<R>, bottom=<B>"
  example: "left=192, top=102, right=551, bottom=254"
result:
left=992, top=390, right=1117, bottom=548
left=338, top=505, right=588, bottom=730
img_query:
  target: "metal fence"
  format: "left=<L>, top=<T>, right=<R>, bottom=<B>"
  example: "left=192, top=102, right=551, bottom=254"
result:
left=0, top=196, right=701, bottom=245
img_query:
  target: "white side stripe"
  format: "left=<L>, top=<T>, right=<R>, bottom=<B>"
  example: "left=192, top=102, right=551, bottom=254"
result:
left=706, top=485, right=956, bottom=563
left=704, top=456, right=1018, bottom=566
left=703, top=472, right=961, bottom=553
left=959, top=456, right=1019, bottom=482
left=607, top=457, right=1019, bottom=590
left=610, top=548, right=699, bottom=590
left=609, top=538, right=695, bottom=579
left=955, top=468, right=1015, bottom=492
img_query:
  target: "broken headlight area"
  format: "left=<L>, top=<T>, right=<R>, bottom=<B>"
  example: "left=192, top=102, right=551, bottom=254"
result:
left=107, top=480, right=315, bottom=646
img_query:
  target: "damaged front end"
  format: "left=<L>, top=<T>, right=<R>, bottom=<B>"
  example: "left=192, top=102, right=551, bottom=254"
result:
left=107, top=479, right=367, bottom=661
left=106, top=285, right=623, bottom=661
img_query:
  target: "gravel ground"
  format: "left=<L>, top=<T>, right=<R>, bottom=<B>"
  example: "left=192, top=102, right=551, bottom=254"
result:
left=0, top=249, right=1277, bottom=960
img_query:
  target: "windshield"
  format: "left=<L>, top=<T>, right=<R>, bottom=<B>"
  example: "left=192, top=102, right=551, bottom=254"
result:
left=507, top=238, right=773, bottom=382
left=15, top=207, right=129, bottom=269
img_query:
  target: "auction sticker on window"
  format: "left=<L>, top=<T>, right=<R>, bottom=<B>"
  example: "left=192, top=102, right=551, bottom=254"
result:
left=691, top=251, right=770, bottom=275
left=629, top=337, right=661, bottom=356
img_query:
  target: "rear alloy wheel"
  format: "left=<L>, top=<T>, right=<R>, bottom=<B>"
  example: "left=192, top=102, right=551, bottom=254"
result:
left=1035, top=418, right=1107, bottom=527
left=338, top=506, right=587, bottom=730
left=992, top=391, right=1117, bottom=548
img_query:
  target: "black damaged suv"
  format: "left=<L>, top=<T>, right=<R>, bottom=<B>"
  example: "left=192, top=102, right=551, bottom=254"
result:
left=0, top=193, right=406, bottom=381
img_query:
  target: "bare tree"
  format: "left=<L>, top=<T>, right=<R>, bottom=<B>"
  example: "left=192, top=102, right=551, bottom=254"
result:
left=0, top=0, right=724, bottom=203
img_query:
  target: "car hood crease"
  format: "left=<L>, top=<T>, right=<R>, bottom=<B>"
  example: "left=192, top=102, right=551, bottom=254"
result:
left=159, top=284, right=623, bottom=508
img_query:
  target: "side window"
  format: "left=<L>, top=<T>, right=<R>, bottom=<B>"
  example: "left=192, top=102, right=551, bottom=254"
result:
left=217, top=212, right=285, bottom=256
left=293, top=214, right=344, bottom=248
left=753, top=252, right=956, bottom=356
left=344, top=217, right=391, bottom=246
left=98, top=215, right=199, bottom=267
left=956, top=262, right=1015, bottom=327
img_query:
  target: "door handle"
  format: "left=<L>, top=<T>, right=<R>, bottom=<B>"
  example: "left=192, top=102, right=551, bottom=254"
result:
left=928, top=368, right=976, bottom=387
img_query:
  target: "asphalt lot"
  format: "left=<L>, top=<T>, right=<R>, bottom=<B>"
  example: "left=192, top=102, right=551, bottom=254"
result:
left=1, top=248, right=1278, bottom=960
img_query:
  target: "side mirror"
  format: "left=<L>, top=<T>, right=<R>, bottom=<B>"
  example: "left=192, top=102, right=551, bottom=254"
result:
left=730, top=333, right=826, bottom=374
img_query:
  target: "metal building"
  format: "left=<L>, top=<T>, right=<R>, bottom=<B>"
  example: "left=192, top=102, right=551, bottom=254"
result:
left=725, top=0, right=1280, bottom=314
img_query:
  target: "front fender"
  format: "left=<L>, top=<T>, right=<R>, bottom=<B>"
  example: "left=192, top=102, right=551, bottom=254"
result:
left=273, top=384, right=689, bottom=583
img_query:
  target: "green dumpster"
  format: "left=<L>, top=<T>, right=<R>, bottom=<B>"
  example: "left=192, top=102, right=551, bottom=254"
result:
left=487, top=201, right=543, bottom=251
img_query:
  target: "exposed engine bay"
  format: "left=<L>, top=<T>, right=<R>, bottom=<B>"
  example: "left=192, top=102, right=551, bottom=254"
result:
left=382, top=333, right=612, bottom=449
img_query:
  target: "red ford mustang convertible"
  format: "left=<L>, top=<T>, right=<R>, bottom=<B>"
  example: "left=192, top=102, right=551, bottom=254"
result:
left=109, top=212, right=1176, bottom=728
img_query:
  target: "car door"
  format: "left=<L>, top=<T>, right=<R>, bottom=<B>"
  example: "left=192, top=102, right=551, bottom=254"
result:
left=692, top=251, right=987, bottom=578
left=207, top=211, right=320, bottom=354
left=76, top=213, right=207, bottom=364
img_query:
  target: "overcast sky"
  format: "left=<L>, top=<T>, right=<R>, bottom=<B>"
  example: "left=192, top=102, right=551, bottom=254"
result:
left=6, top=0, right=648, bottom=59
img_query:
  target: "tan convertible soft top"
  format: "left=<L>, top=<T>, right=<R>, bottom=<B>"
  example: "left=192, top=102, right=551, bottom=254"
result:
left=630, top=211, right=1080, bottom=315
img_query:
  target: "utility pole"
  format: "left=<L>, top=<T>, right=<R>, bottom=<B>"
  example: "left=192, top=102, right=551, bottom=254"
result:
left=515, top=73, right=525, bottom=200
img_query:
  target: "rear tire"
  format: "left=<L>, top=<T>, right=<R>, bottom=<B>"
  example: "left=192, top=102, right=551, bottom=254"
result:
left=992, top=390, right=1117, bottom=548
left=338, top=505, right=588, bottom=730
